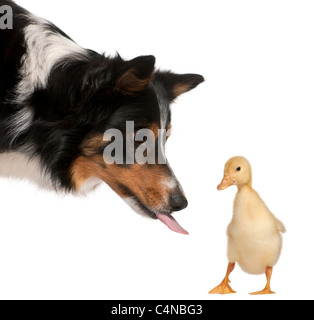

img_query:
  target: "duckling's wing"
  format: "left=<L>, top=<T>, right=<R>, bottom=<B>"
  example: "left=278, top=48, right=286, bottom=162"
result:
left=276, top=219, right=286, bottom=233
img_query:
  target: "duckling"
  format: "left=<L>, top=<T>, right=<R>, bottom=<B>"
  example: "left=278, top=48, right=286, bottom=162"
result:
left=209, top=156, right=285, bottom=295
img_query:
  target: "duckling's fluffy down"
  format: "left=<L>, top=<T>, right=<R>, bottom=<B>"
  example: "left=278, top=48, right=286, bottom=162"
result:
left=227, top=186, right=285, bottom=275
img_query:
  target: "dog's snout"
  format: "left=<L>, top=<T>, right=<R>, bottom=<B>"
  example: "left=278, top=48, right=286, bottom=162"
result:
left=170, top=193, right=188, bottom=212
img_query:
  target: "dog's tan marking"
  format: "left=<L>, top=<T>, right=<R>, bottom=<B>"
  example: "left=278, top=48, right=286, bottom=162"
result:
left=117, top=68, right=153, bottom=95
left=81, top=135, right=104, bottom=157
left=149, top=123, right=159, bottom=139
left=173, top=83, right=193, bottom=98
left=71, top=156, right=173, bottom=210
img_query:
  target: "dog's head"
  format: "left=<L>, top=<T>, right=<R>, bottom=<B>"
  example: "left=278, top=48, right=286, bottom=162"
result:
left=70, top=55, right=204, bottom=234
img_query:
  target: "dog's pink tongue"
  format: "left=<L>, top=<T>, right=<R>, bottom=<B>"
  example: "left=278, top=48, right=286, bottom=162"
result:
left=155, top=213, right=189, bottom=235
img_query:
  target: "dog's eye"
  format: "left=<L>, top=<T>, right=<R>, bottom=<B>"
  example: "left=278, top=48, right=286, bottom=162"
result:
left=236, top=167, right=241, bottom=172
left=134, top=134, right=147, bottom=146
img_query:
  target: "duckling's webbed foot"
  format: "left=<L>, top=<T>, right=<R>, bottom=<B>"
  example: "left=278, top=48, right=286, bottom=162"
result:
left=250, top=266, right=276, bottom=295
left=209, top=262, right=236, bottom=295
left=209, top=280, right=236, bottom=294
left=250, top=287, right=275, bottom=295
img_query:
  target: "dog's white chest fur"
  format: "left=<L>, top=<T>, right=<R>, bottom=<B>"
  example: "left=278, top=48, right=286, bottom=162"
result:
left=0, top=152, right=102, bottom=194
left=0, top=152, right=49, bottom=189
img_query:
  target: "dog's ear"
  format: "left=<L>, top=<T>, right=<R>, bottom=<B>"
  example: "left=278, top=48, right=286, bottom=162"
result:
left=115, top=55, right=156, bottom=95
left=155, top=72, right=204, bottom=101
left=81, top=55, right=155, bottom=100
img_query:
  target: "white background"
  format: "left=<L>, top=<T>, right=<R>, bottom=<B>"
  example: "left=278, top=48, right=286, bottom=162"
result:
left=0, top=0, right=313, bottom=300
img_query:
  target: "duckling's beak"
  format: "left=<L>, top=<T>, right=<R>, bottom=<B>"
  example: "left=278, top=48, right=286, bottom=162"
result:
left=217, top=175, right=234, bottom=191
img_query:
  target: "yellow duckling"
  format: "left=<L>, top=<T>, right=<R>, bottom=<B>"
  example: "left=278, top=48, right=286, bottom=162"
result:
left=209, top=156, right=286, bottom=295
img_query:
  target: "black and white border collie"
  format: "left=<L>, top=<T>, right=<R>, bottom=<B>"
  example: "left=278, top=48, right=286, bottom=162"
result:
left=0, top=0, right=204, bottom=234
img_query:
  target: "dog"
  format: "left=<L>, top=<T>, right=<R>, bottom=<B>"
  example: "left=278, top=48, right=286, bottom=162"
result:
left=0, top=0, right=204, bottom=234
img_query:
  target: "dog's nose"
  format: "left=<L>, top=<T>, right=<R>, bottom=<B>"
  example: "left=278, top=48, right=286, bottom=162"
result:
left=170, top=193, right=188, bottom=212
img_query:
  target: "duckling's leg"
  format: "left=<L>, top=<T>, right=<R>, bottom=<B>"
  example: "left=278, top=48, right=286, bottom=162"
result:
left=250, top=266, right=275, bottom=295
left=209, top=262, right=236, bottom=294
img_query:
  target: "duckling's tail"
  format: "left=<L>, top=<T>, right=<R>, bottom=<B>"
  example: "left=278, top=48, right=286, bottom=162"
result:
left=276, top=219, right=286, bottom=233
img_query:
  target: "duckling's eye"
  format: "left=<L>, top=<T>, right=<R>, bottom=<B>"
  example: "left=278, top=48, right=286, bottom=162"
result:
left=236, top=167, right=241, bottom=172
